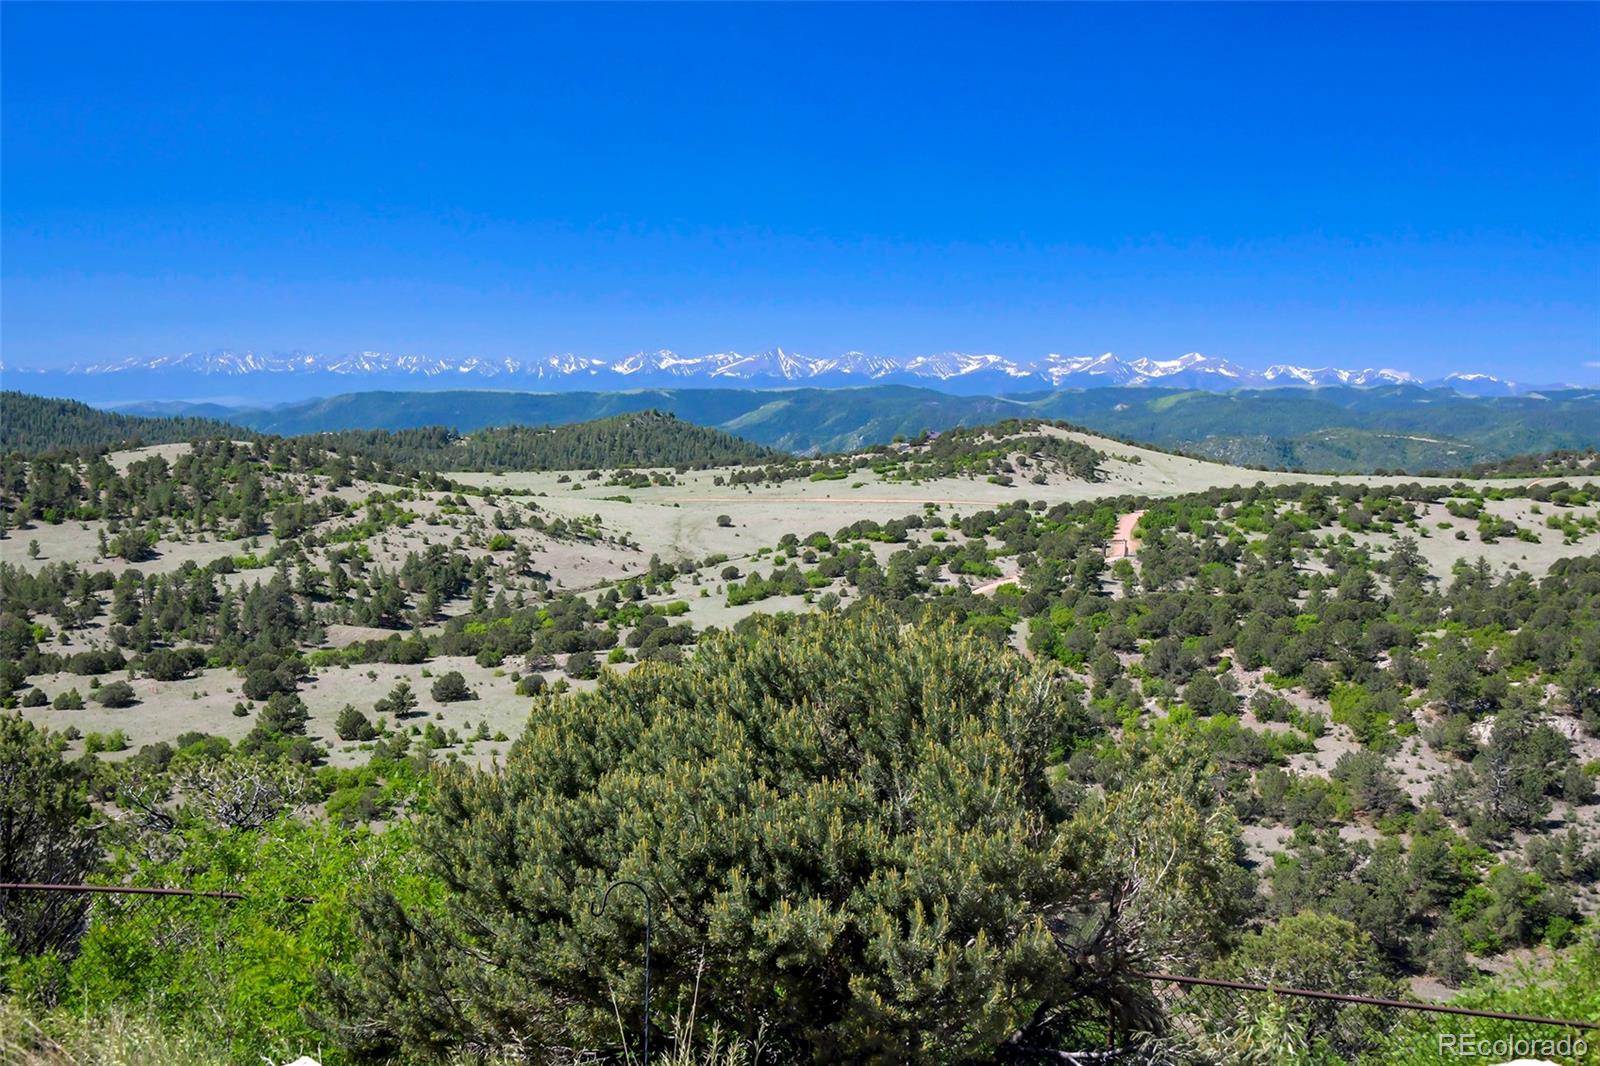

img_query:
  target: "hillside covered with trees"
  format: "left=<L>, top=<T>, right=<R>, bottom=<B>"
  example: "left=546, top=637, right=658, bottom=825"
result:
left=303, top=410, right=782, bottom=472
left=0, top=391, right=249, bottom=454
left=0, top=393, right=1597, bottom=1063
left=0, top=393, right=780, bottom=473
left=108, top=383, right=1600, bottom=472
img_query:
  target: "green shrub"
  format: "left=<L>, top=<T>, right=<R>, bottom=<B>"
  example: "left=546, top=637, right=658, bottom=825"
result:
left=563, top=649, right=599, bottom=679
left=327, top=608, right=1248, bottom=1062
left=430, top=671, right=475, bottom=703
left=91, top=681, right=137, bottom=708
left=335, top=704, right=377, bottom=742
left=82, top=729, right=128, bottom=754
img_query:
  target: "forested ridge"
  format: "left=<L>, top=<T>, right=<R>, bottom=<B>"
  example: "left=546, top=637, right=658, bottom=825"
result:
left=302, top=410, right=781, bottom=471
left=2, top=392, right=779, bottom=471
left=106, top=382, right=1600, bottom=472
left=0, top=391, right=250, bottom=453
left=1, top=391, right=1107, bottom=493
left=22, top=388, right=1594, bottom=486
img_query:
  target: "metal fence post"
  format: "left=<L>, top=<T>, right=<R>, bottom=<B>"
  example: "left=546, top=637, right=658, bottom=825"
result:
left=592, top=879, right=654, bottom=1066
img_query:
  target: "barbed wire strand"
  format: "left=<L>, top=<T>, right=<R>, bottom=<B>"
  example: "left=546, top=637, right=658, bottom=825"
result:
left=3, top=883, right=1594, bottom=1030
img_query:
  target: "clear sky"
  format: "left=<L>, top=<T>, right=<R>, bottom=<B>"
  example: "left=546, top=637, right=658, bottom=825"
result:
left=3, top=2, right=1597, bottom=380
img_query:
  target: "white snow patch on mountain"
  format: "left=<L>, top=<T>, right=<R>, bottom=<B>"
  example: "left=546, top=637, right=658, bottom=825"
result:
left=48, top=348, right=1556, bottom=395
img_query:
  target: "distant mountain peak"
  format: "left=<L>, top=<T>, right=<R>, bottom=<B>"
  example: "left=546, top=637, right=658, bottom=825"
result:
left=19, top=347, right=1548, bottom=398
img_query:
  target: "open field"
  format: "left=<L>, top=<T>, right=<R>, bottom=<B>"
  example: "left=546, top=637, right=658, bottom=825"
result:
left=449, top=426, right=1580, bottom=589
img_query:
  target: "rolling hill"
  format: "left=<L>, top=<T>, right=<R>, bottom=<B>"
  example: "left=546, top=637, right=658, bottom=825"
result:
left=0, top=393, right=779, bottom=471
left=114, top=383, right=1600, bottom=472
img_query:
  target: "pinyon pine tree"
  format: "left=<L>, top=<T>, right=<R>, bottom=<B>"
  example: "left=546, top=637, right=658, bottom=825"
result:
left=323, top=608, right=1247, bottom=1062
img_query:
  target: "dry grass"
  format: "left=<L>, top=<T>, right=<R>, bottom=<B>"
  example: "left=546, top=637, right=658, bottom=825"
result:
left=0, top=1001, right=231, bottom=1066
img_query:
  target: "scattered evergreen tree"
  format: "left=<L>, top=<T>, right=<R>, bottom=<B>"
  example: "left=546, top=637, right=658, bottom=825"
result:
left=335, top=704, right=377, bottom=742
left=91, top=680, right=136, bottom=708
left=429, top=670, right=474, bottom=703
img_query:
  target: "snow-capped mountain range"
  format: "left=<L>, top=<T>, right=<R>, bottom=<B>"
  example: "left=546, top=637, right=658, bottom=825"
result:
left=6, top=348, right=1562, bottom=402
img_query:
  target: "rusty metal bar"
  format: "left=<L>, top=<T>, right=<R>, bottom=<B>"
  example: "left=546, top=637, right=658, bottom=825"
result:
left=1136, top=970, right=1599, bottom=1030
left=2, top=885, right=1594, bottom=1031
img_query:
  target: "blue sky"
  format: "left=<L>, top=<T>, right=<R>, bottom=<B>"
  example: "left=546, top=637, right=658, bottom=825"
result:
left=3, top=3, right=1597, bottom=380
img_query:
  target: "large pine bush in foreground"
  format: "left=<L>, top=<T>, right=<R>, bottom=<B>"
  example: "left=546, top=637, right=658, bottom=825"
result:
left=323, top=607, right=1248, bottom=1063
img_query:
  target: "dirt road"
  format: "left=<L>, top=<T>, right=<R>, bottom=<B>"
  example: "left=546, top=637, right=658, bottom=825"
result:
left=970, top=574, right=1021, bottom=596
left=1106, top=510, right=1145, bottom=559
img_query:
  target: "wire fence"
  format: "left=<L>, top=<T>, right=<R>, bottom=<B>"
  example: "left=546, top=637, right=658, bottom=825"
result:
left=3, top=881, right=1596, bottom=1034
left=1134, top=970, right=1596, bottom=1030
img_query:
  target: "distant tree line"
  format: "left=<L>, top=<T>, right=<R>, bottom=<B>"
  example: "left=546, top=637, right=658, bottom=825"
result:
left=302, top=410, right=782, bottom=472
left=1, top=392, right=781, bottom=472
left=0, top=391, right=248, bottom=454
